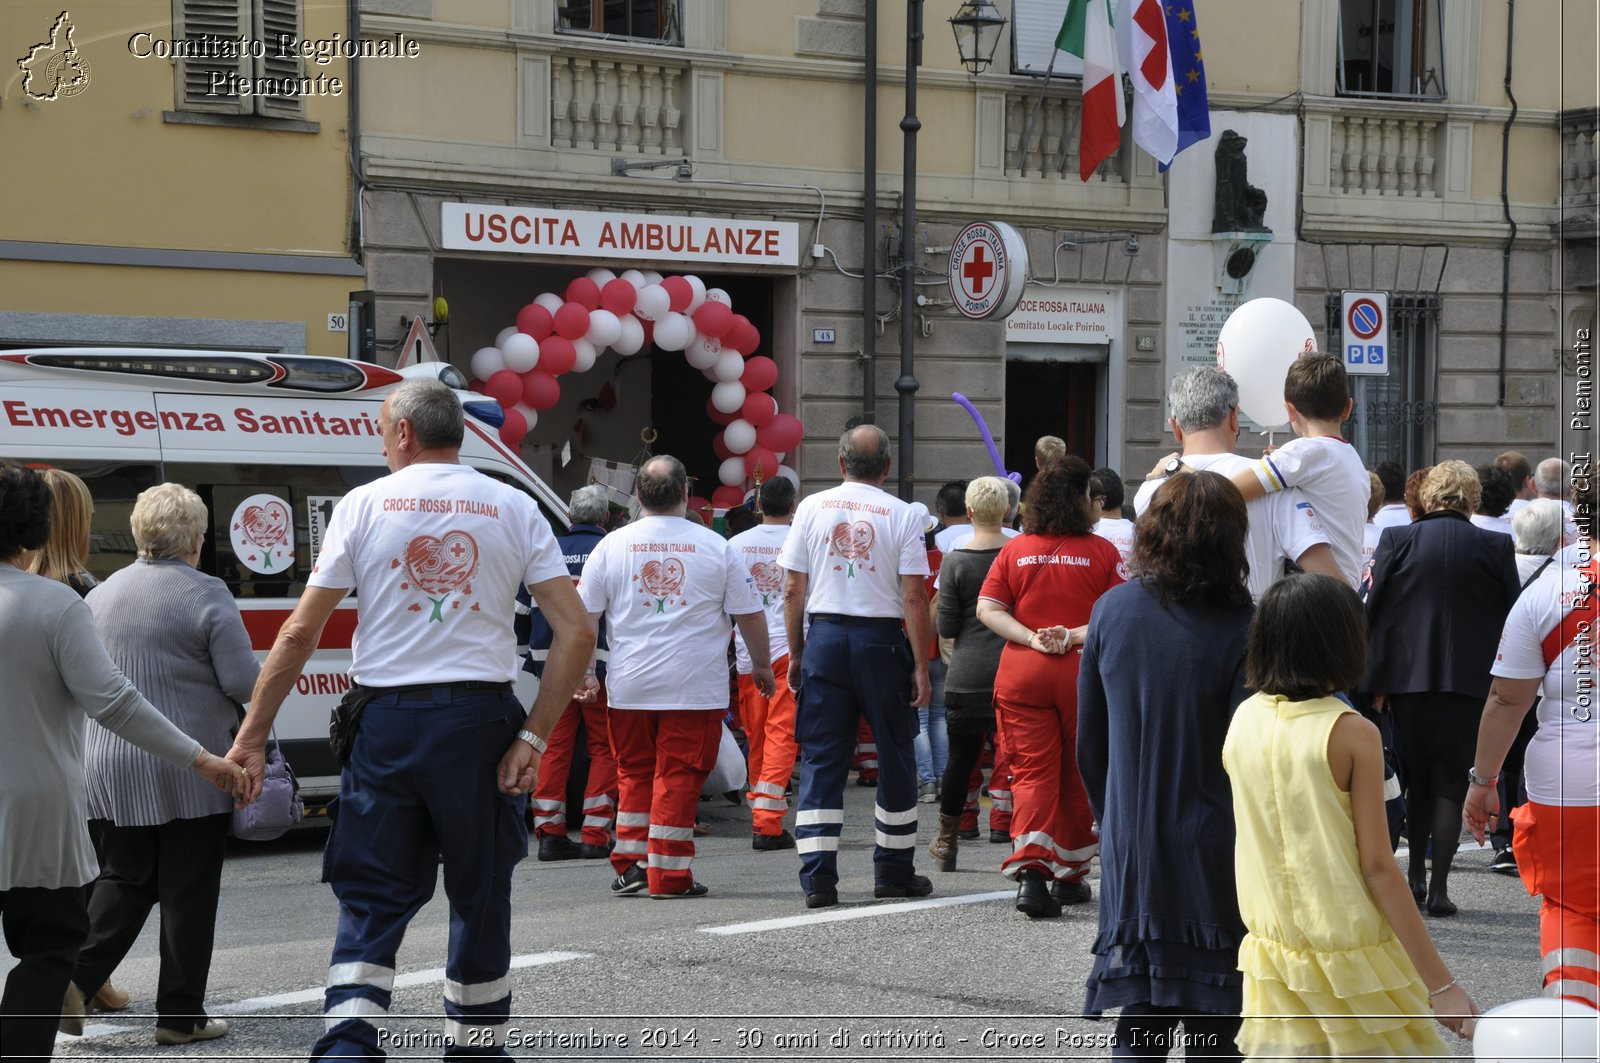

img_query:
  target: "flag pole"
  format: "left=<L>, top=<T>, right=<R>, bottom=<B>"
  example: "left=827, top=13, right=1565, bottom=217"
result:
left=1017, top=49, right=1059, bottom=177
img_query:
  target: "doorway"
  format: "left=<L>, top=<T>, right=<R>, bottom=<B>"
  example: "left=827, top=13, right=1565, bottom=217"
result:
left=1004, top=360, right=1098, bottom=478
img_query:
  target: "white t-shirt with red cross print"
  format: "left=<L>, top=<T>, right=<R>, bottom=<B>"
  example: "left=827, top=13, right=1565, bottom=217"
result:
left=309, top=462, right=568, bottom=686
left=779, top=481, right=930, bottom=618
left=727, top=522, right=792, bottom=675
left=578, top=514, right=760, bottom=710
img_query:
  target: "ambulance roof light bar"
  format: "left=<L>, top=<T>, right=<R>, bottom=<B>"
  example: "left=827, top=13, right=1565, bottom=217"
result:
left=30, top=353, right=276, bottom=383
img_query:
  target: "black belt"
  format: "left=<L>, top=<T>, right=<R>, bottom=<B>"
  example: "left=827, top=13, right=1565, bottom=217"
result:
left=809, top=613, right=903, bottom=627
left=358, top=680, right=513, bottom=698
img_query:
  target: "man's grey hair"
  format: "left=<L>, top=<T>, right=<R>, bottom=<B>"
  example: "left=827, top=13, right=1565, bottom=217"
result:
left=635, top=455, right=688, bottom=511
left=1001, top=476, right=1022, bottom=521
left=839, top=424, right=891, bottom=481
left=569, top=484, right=610, bottom=525
left=389, top=379, right=464, bottom=449
left=1535, top=457, right=1569, bottom=498
left=1512, top=498, right=1564, bottom=557
left=1168, top=367, right=1240, bottom=435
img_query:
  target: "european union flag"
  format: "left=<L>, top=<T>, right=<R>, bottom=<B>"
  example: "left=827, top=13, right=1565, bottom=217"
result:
left=1161, top=0, right=1210, bottom=170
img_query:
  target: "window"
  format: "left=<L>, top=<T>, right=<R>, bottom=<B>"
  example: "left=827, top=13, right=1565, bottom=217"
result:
left=1008, top=0, right=1085, bottom=78
left=1336, top=0, right=1446, bottom=98
left=557, top=0, right=682, bottom=44
left=173, top=0, right=306, bottom=118
left=1326, top=294, right=1440, bottom=470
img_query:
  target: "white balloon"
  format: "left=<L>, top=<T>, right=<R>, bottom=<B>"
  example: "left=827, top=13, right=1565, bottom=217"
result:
left=652, top=312, right=695, bottom=352
left=512, top=402, right=540, bottom=431
left=702, top=367, right=721, bottom=382
left=571, top=338, right=598, bottom=374
left=586, top=267, right=617, bottom=288
left=775, top=464, right=801, bottom=489
left=585, top=309, right=623, bottom=349
left=1214, top=297, right=1317, bottom=429
left=470, top=346, right=506, bottom=381
left=613, top=314, right=646, bottom=356
left=704, top=287, right=732, bottom=306
left=713, top=351, right=746, bottom=383
left=1472, top=997, right=1598, bottom=1063
left=640, top=270, right=664, bottom=286
left=495, top=325, right=520, bottom=348
left=619, top=269, right=648, bottom=289
left=723, top=418, right=757, bottom=454
left=634, top=284, right=670, bottom=322
left=718, top=456, right=748, bottom=487
left=685, top=336, right=721, bottom=370
left=500, top=332, right=540, bottom=373
left=533, top=292, right=565, bottom=316
left=685, top=275, right=707, bottom=314
left=712, top=382, right=748, bottom=416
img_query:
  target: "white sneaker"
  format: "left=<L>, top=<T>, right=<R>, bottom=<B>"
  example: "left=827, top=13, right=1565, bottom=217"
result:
left=155, top=1018, right=229, bottom=1045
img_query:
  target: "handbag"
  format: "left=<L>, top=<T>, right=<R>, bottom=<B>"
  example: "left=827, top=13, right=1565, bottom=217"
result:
left=232, top=733, right=304, bottom=841
left=700, top=720, right=749, bottom=796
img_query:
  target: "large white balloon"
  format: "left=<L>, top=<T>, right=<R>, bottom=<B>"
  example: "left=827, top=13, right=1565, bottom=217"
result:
left=634, top=284, right=671, bottom=322
left=585, top=309, right=622, bottom=349
left=775, top=464, right=801, bottom=489
left=640, top=270, right=664, bottom=286
left=512, top=402, right=540, bottom=431
left=685, top=336, right=721, bottom=370
left=702, top=367, right=721, bottom=382
left=684, top=275, right=708, bottom=314
left=1472, top=997, right=1599, bottom=1063
left=586, top=267, right=618, bottom=288
left=613, top=314, right=646, bottom=356
left=712, top=382, right=748, bottom=416
left=704, top=287, right=732, bottom=306
left=1215, top=297, right=1317, bottom=429
left=500, top=332, right=540, bottom=373
left=619, top=269, right=648, bottom=289
left=713, top=351, right=746, bottom=383
left=718, top=456, right=748, bottom=487
left=495, top=325, right=521, bottom=348
left=571, top=338, right=598, bottom=374
left=652, top=312, right=695, bottom=352
left=533, top=292, right=565, bottom=316
left=470, top=346, right=506, bottom=381
left=723, top=418, right=757, bottom=454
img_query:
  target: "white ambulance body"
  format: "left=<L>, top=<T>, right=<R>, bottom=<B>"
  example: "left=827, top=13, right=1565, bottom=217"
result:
left=0, top=348, right=566, bottom=816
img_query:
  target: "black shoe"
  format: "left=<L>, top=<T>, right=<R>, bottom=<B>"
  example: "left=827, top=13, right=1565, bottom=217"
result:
left=752, top=829, right=796, bottom=851
left=577, top=842, right=613, bottom=859
left=874, top=874, right=933, bottom=899
left=855, top=773, right=878, bottom=787
left=805, top=890, right=839, bottom=909
left=1426, top=896, right=1458, bottom=917
left=958, top=826, right=980, bottom=840
left=723, top=790, right=743, bottom=806
left=989, top=829, right=1010, bottom=844
left=1050, top=878, right=1092, bottom=906
left=538, top=834, right=582, bottom=862
left=610, top=864, right=647, bottom=895
left=1016, top=869, right=1063, bottom=919
left=650, top=881, right=709, bottom=899
left=1489, top=847, right=1519, bottom=876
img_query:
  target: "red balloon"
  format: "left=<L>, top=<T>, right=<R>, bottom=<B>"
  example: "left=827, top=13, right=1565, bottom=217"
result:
left=521, top=369, right=561, bottom=410
left=660, top=276, right=693, bottom=313
left=741, top=392, right=777, bottom=427
left=516, top=303, right=553, bottom=340
left=726, top=315, right=760, bottom=355
left=711, top=485, right=746, bottom=510
left=639, top=319, right=655, bottom=349
left=467, top=378, right=487, bottom=395
left=565, top=277, right=601, bottom=310
left=757, top=413, right=803, bottom=452
left=485, top=370, right=522, bottom=407
left=692, top=300, right=734, bottom=339
left=706, top=397, right=739, bottom=427
left=499, top=407, right=528, bottom=447
left=712, top=432, right=733, bottom=462
left=538, top=335, right=577, bottom=375
left=599, top=278, right=637, bottom=316
left=554, top=301, right=591, bottom=341
left=740, top=356, right=778, bottom=392
left=744, top=446, right=781, bottom=481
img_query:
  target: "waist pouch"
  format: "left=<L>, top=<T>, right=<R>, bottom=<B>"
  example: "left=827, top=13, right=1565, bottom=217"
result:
left=329, top=684, right=383, bottom=764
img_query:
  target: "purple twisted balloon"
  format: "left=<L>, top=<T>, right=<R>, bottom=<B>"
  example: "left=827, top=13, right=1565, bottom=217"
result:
left=950, top=392, right=1022, bottom=484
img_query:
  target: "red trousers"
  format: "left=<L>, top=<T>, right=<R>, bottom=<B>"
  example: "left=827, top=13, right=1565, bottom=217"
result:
left=529, top=693, right=617, bottom=847
left=852, top=718, right=878, bottom=781
left=1514, top=801, right=1600, bottom=1008
left=988, top=732, right=1013, bottom=833
left=738, top=654, right=797, bottom=836
left=606, top=708, right=721, bottom=894
left=994, top=691, right=1098, bottom=882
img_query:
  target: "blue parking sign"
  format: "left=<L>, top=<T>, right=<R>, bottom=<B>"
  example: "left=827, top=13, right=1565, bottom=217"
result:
left=1347, top=344, right=1365, bottom=364
left=1367, top=345, right=1385, bottom=365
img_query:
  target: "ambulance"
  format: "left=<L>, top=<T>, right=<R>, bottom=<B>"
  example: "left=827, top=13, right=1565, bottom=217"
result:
left=0, top=347, right=568, bottom=818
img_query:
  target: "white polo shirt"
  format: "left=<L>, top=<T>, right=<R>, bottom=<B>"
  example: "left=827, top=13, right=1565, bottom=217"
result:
left=728, top=522, right=792, bottom=674
left=309, top=462, right=568, bottom=686
left=1093, top=517, right=1136, bottom=563
left=578, top=514, right=759, bottom=710
left=1246, top=435, right=1370, bottom=588
left=779, top=481, right=929, bottom=617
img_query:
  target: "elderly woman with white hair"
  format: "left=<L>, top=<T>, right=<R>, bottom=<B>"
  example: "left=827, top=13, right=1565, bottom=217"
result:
left=63, top=483, right=260, bottom=1046
left=1511, top=498, right=1564, bottom=585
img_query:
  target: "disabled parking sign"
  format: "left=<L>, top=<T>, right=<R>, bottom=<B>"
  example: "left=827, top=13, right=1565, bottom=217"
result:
left=1341, top=291, right=1389, bottom=376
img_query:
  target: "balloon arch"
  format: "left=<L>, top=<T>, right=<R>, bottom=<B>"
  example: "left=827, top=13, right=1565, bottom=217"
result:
left=466, top=267, right=805, bottom=513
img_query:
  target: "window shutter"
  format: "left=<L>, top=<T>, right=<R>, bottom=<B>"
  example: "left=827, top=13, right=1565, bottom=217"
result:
left=176, top=0, right=250, bottom=113
left=254, top=0, right=305, bottom=116
left=1009, top=0, right=1086, bottom=78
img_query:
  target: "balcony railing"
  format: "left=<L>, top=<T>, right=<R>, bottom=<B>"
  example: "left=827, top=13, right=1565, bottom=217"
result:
left=549, top=52, right=686, bottom=155
left=1002, top=83, right=1123, bottom=182
left=1562, top=107, right=1598, bottom=215
left=1326, top=111, right=1440, bottom=197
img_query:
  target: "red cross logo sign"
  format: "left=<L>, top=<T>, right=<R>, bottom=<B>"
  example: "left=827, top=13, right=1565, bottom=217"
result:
left=948, top=221, right=1029, bottom=320
left=962, top=244, right=996, bottom=299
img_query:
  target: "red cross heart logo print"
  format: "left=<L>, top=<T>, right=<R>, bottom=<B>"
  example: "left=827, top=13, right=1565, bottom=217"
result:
left=828, top=521, right=876, bottom=578
left=240, top=502, right=290, bottom=569
left=639, top=557, right=686, bottom=613
left=400, top=531, right=480, bottom=622
left=750, top=560, right=784, bottom=605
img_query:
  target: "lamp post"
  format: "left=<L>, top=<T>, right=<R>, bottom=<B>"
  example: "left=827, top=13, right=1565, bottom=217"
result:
left=893, top=0, right=1007, bottom=501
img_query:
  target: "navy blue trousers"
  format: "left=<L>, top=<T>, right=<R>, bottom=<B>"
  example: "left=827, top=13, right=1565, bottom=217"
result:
left=793, top=617, right=920, bottom=894
left=312, top=686, right=528, bottom=1062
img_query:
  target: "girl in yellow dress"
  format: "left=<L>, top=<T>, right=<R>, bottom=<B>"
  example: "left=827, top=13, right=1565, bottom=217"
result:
left=1223, top=573, right=1478, bottom=1059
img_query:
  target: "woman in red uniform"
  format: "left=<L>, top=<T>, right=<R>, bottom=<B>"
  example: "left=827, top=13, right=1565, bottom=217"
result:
left=978, top=456, right=1125, bottom=918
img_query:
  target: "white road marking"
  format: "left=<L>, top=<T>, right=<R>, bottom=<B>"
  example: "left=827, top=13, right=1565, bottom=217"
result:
left=701, top=890, right=1014, bottom=935
left=1395, top=840, right=1495, bottom=859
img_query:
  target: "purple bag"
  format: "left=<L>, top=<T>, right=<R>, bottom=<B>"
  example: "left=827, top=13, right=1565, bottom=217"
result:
left=231, top=742, right=304, bottom=841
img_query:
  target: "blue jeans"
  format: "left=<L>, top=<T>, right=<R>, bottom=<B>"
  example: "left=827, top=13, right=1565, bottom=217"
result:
left=915, top=657, right=949, bottom=785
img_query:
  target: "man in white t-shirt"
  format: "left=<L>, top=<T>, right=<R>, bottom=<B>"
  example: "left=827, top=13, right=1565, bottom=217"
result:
left=932, top=481, right=971, bottom=553
left=577, top=455, right=773, bottom=899
left=1135, top=367, right=1338, bottom=600
left=1091, top=467, right=1135, bottom=563
left=1498, top=450, right=1538, bottom=518
left=1371, top=461, right=1410, bottom=531
left=727, top=476, right=800, bottom=851
left=228, top=380, right=595, bottom=1059
left=1536, top=457, right=1582, bottom=547
left=781, top=425, right=932, bottom=909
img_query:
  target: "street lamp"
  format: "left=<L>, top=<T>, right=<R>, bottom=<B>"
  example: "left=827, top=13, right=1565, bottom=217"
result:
left=948, top=0, right=1007, bottom=76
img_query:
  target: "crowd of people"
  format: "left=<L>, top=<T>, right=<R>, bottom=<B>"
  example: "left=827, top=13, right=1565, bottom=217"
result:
left=3, top=362, right=1597, bottom=1059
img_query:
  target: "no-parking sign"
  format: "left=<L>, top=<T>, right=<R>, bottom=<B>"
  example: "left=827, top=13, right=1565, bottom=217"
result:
left=1340, top=290, right=1389, bottom=376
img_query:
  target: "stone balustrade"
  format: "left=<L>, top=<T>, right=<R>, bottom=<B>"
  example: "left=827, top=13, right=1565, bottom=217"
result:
left=1325, top=110, right=1441, bottom=197
left=1562, top=107, right=1598, bottom=214
left=1002, top=84, right=1123, bottom=182
left=549, top=52, right=686, bottom=155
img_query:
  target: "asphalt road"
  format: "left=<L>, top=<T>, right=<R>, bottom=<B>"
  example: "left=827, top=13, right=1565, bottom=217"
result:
left=21, top=782, right=1543, bottom=1061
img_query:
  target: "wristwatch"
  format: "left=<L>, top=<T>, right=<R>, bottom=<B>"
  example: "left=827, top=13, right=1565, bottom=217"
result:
left=1161, top=456, right=1184, bottom=477
left=516, top=729, right=548, bottom=754
left=1467, top=766, right=1500, bottom=787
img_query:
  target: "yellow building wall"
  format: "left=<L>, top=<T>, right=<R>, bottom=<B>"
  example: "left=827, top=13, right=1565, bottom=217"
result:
left=1199, top=0, right=1301, bottom=95
left=361, top=42, right=517, bottom=146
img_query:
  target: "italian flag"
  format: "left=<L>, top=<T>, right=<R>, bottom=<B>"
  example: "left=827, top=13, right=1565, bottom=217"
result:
left=1058, top=0, right=1125, bottom=181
